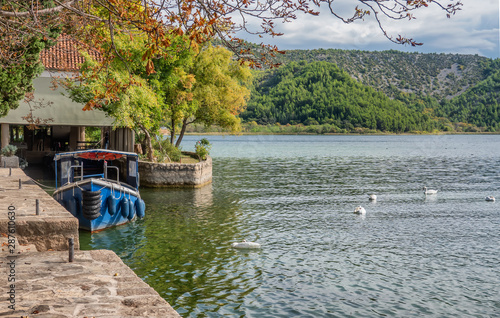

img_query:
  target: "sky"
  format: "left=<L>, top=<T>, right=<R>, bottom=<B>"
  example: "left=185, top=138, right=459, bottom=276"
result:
left=237, top=0, right=500, bottom=59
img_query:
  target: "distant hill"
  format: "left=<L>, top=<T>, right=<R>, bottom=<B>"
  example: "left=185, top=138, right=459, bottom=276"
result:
left=243, top=61, right=440, bottom=133
left=239, top=46, right=500, bottom=132
left=271, top=49, right=491, bottom=101
left=436, top=60, right=500, bottom=131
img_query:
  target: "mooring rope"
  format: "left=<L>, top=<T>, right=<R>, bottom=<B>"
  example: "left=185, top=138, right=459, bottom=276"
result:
left=26, top=176, right=56, bottom=190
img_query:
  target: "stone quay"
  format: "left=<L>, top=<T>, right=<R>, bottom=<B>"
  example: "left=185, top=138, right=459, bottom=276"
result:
left=0, top=168, right=181, bottom=317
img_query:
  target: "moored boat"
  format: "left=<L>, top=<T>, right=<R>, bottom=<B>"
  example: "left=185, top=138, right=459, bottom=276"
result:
left=53, top=149, right=145, bottom=232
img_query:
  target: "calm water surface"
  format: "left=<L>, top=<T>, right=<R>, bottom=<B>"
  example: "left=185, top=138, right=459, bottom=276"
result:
left=80, top=135, right=500, bottom=317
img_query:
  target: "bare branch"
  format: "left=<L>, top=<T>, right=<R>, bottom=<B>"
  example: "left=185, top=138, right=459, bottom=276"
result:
left=0, top=0, right=77, bottom=17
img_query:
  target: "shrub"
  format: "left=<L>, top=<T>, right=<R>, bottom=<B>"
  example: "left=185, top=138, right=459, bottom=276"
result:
left=164, top=142, right=182, bottom=162
left=1, top=145, right=17, bottom=157
left=195, top=138, right=211, bottom=160
left=151, top=137, right=182, bottom=162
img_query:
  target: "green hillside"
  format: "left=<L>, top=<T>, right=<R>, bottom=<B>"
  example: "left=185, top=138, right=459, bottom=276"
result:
left=267, top=48, right=491, bottom=100
left=243, top=61, right=440, bottom=133
left=436, top=60, right=500, bottom=131
left=238, top=47, right=500, bottom=133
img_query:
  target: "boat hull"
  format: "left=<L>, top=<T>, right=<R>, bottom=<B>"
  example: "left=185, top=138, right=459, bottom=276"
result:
left=54, top=178, right=144, bottom=232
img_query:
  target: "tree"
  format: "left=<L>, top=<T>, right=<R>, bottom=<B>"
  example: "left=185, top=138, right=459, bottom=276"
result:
left=163, top=45, right=251, bottom=147
left=0, top=14, right=60, bottom=116
left=0, top=37, right=44, bottom=116
left=147, top=42, right=251, bottom=147
left=65, top=33, right=163, bottom=161
left=67, top=29, right=250, bottom=159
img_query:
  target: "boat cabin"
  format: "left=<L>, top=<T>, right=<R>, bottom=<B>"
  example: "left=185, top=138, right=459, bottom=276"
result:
left=54, top=149, right=139, bottom=190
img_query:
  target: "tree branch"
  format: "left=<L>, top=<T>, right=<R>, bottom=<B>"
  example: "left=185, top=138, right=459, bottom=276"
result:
left=0, top=0, right=78, bottom=17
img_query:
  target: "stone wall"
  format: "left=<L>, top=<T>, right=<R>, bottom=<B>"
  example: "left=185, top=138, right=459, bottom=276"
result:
left=1, top=155, right=19, bottom=168
left=139, top=155, right=212, bottom=188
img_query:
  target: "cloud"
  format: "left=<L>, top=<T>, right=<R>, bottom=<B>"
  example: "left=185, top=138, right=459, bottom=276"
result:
left=236, top=0, right=500, bottom=58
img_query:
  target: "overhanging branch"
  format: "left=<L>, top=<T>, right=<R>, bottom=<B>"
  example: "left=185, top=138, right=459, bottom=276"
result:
left=0, top=0, right=78, bottom=17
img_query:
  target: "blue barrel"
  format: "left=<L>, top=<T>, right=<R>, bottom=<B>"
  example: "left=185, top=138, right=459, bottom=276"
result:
left=120, top=198, right=130, bottom=218
left=135, top=199, right=146, bottom=219
left=107, top=196, right=117, bottom=216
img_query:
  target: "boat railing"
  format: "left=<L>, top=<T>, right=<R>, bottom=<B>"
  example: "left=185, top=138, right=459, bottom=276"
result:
left=70, top=163, right=119, bottom=183
left=71, top=164, right=84, bottom=181
left=83, top=173, right=105, bottom=179
left=105, top=165, right=120, bottom=183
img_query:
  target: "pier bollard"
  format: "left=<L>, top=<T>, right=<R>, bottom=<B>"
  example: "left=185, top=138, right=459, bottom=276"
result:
left=68, top=238, right=74, bottom=262
left=19, top=179, right=22, bottom=189
left=9, top=167, right=11, bottom=176
left=36, top=199, right=40, bottom=215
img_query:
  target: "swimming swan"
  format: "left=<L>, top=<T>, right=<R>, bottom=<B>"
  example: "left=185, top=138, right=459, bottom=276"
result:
left=369, top=194, right=377, bottom=201
left=485, top=196, right=495, bottom=202
left=423, top=186, right=438, bottom=195
left=354, top=206, right=366, bottom=215
left=231, top=240, right=261, bottom=249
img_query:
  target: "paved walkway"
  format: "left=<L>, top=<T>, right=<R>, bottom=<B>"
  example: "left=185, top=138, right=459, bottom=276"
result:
left=0, top=249, right=181, bottom=317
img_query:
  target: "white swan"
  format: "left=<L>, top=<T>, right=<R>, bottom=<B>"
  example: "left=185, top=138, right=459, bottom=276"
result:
left=369, top=194, right=377, bottom=201
left=231, top=240, right=261, bottom=249
left=485, top=196, right=495, bottom=202
left=354, top=206, right=366, bottom=215
left=423, top=186, right=438, bottom=195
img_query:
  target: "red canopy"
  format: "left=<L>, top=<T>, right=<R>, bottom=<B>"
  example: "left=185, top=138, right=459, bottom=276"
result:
left=77, top=151, right=124, bottom=161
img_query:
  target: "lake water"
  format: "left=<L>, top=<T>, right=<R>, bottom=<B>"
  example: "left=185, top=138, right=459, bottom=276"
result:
left=80, top=135, right=500, bottom=317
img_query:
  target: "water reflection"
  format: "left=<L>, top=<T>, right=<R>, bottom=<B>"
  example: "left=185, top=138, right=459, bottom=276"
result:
left=193, top=184, right=214, bottom=208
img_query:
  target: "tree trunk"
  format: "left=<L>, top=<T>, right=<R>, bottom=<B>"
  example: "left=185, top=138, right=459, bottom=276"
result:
left=138, top=124, right=154, bottom=162
left=175, top=118, right=188, bottom=148
left=170, top=117, right=176, bottom=145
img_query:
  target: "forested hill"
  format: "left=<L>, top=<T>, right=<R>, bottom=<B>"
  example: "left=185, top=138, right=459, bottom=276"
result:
left=242, top=61, right=440, bottom=133
left=436, top=60, right=500, bottom=129
left=239, top=46, right=500, bottom=132
left=269, top=48, right=491, bottom=100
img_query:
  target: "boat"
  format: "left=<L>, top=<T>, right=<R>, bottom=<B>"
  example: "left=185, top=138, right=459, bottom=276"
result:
left=53, top=149, right=146, bottom=232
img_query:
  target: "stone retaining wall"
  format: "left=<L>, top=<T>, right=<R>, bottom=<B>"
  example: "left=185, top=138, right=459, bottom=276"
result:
left=0, top=155, right=19, bottom=168
left=139, top=155, right=212, bottom=187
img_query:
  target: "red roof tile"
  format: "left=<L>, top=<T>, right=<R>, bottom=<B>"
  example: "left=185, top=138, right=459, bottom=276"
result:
left=40, top=34, right=101, bottom=71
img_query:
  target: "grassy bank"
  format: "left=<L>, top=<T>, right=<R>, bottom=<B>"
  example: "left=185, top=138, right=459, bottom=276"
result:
left=185, top=122, right=497, bottom=135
